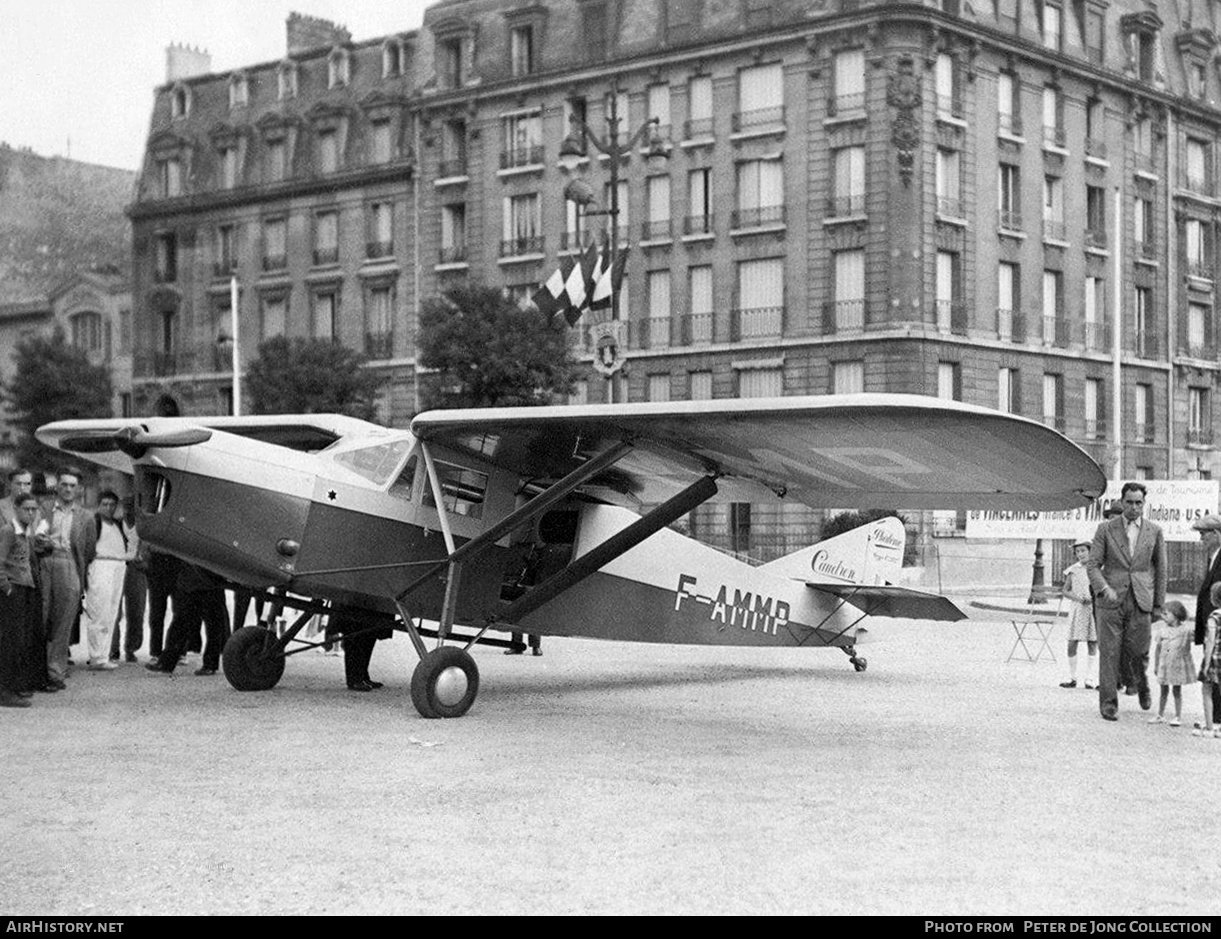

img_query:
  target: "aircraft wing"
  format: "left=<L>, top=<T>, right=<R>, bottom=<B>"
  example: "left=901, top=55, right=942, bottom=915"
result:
left=410, top=394, right=1105, bottom=511
left=805, top=583, right=967, bottom=622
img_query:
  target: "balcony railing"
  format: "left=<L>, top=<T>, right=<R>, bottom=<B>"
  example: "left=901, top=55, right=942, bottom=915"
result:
left=1137, top=239, right=1157, bottom=260
left=824, top=299, right=865, bottom=333
left=683, top=117, right=714, bottom=140
left=499, top=145, right=544, bottom=170
left=1184, top=341, right=1216, bottom=360
left=1187, top=260, right=1214, bottom=281
left=827, top=195, right=865, bottom=218
left=827, top=93, right=865, bottom=117
left=366, top=240, right=394, bottom=259
left=313, top=247, right=339, bottom=266
left=640, top=220, right=672, bottom=241
left=1134, top=422, right=1155, bottom=444
left=561, top=230, right=594, bottom=252
left=1043, top=125, right=1066, bottom=148
left=730, top=205, right=785, bottom=230
left=1083, top=321, right=1110, bottom=351
left=937, top=94, right=965, bottom=119
left=677, top=313, right=713, bottom=345
left=438, top=245, right=467, bottom=265
left=134, top=351, right=180, bottom=378
left=212, top=259, right=237, bottom=278
left=998, top=115, right=1023, bottom=137
left=1043, top=315, right=1070, bottom=347
left=732, top=106, right=785, bottom=132
left=935, top=300, right=968, bottom=335
left=262, top=254, right=287, bottom=272
left=1084, top=229, right=1108, bottom=251
left=1135, top=152, right=1156, bottom=175
left=133, top=344, right=235, bottom=378
left=1085, top=137, right=1107, bottom=160
left=636, top=316, right=672, bottom=350
left=731, top=306, right=783, bottom=340
left=1183, top=175, right=1211, bottom=195
left=499, top=235, right=544, bottom=257
left=999, top=210, right=1023, bottom=232
left=1085, top=420, right=1107, bottom=441
left=1188, top=428, right=1214, bottom=447
left=436, top=157, right=468, bottom=178
left=1132, top=330, right=1160, bottom=358
left=683, top=214, right=714, bottom=236
left=996, top=307, right=1018, bottom=341
left=1043, top=218, right=1066, bottom=242
left=364, top=331, right=394, bottom=359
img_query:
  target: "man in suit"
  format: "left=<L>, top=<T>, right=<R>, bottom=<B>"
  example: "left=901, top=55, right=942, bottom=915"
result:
left=0, top=469, right=35, bottom=526
left=1193, top=514, right=1221, bottom=722
left=1087, top=481, right=1166, bottom=722
left=33, top=469, right=97, bottom=690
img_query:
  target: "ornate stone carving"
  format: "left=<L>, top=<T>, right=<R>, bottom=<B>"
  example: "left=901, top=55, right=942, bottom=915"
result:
left=888, top=55, right=921, bottom=187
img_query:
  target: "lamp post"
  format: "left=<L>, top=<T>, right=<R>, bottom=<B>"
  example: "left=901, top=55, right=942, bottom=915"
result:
left=558, top=80, right=669, bottom=402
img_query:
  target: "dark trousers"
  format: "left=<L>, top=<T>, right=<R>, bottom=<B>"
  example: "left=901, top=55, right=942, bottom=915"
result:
left=145, top=556, right=178, bottom=659
left=110, top=564, right=147, bottom=658
left=342, top=632, right=378, bottom=686
left=0, top=585, right=41, bottom=692
left=1097, top=589, right=1151, bottom=714
left=157, top=589, right=230, bottom=672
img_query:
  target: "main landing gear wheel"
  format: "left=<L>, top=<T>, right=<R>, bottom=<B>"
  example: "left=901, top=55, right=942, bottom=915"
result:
left=410, top=647, right=479, bottom=719
left=222, top=626, right=286, bottom=691
left=851, top=655, right=868, bottom=673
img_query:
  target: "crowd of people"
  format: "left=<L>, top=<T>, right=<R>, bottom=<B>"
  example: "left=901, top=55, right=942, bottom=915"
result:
left=0, top=466, right=388, bottom=709
left=1059, top=480, right=1221, bottom=737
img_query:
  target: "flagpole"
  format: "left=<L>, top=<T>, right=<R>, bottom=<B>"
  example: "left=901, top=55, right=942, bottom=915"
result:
left=229, top=275, right=240, bottom=416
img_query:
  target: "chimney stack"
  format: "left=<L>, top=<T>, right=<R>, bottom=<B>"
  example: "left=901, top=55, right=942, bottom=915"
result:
left=286, top=12, right=352, bottom=56
left=165, top=43, right=212, bottom=82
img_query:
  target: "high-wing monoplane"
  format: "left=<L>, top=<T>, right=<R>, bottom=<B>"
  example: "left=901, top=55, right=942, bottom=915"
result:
left=38, top=394, right=1106, bottom=717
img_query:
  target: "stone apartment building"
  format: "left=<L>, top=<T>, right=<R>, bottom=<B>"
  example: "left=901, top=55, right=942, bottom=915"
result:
left=127, top=0, right=1221, bottom=560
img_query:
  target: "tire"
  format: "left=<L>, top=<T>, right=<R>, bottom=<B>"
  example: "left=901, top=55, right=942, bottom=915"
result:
left=410, top=647, right=479, bottom=719
left=222, top=626, right=286, bottom=691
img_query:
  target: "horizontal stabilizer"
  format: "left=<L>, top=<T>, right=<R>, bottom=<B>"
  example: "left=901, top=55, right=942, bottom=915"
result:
left=806, top=583, right=966, bottom=622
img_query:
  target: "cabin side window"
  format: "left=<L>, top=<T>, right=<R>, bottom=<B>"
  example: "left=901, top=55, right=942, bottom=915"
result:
left=332, top=439, right=412, bottom=486
left=388, top=456, right=418, bottom=502
left=422, top=461, right=488, bottom=519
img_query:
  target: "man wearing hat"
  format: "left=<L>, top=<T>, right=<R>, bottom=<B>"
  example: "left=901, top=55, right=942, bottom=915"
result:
left=1193, top=514, right=1221, bottom=722
left=1087, top=482, right=1166, bottom=721
left=1059, top=534, right=1097, bottom=689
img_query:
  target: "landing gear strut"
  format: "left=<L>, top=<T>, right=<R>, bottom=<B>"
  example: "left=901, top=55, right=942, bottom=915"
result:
left=843, top=644, right=868, bottom=673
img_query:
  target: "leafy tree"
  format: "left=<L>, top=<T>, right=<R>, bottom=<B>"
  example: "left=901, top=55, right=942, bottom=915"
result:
left=245, top=336, right=380, bottom=420
left=417, top=284, right=575, bottom=409
left=3, top=327, right=112, bottom=474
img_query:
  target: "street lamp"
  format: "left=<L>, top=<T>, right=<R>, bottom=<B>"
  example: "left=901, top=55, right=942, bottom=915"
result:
left=557, top=81, right=669, bottom=401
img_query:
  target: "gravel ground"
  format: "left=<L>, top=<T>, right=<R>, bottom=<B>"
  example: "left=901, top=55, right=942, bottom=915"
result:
left=2, top=608, right=1217, bottom=916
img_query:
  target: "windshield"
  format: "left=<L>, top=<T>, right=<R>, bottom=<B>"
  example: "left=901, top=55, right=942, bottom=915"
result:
left=331, top=438, right=413, bottom=486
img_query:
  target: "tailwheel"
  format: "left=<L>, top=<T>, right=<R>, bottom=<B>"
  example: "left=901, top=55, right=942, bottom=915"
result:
left=222, top=626, right=286, bottom=691
left=851, top=655, right=868, bottom=672
left=410, top=647, right=480, bottom=719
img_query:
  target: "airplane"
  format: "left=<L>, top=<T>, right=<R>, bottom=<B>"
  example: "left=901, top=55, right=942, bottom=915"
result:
left=37, top=394, right=1106, bottom=718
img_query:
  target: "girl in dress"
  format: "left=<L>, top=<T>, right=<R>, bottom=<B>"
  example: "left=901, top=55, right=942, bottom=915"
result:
left=1148, top=600, right=1194, bottom=727
left=1059, top=538, right=1097, bottom=689
left=1196, top=582, right=1221, bottom=738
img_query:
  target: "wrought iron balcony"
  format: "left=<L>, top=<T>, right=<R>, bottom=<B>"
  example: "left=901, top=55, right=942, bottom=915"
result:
left=935, top=300, right=968, bottom=335
left=937, top=197, right=964, bottom=219
left=732, top=106, right=785, bottom=132
left=683, top=214, right=714, bottom=236
left=682, top=118, right=714, bottom=140
left=1083, top=321, right=1110, bottom=351
left=1043, top=315, right=1070, bottom=347
left=438, top=245, right=467, bottom=265
left=499, top=235, right=544, bottom=258
left=1085, top=137, right=1107, bottom=160
left=1085, top=420, right=1107, bottom=441
left=313, top=247, right=339, bottom=266
left=499, top=145, right=544, bottom=170
left=827, top=93, right=865, bottom=117
left=937, top=94, right=964, bottom=119
left=559, top=230, right=594, bottom=252
left=730, top=205, right=785, bottom=229
left=364, top=331, right=394, bottom=359
left=262, top=254, right=287, bottom=272
left=366, top=240, right=394, bottom=259
left=212, top=259, right=237, bottom=278
left=999, top=210, right=1023, bottom=232
left=640, top=220, right=672, bottom=241
left=1187, top=260, right=1214, bottom=281
left=636, top=317, right=672, bottom=350
left=677, top=313, right=713, bottom=346
left=1084, top=229, right=1108, bottom=251
left=1132, top=330, right=1160, bottom=359
left=998, top=115, right=1023, bottom=137
left=1043, top=219, right=1066, bottom=242
left=436, top=157, right=468, bottom=178
left=827, top=195, right=865, bottom=218
left=824, top=300, right=865, bottom=333
left=1134, top=422, right=1155, bottom=444
left=731, top=306, right=783, bottom=341
left=1043, top=125, right=1066, bottom=148
left=1188, top=428, right=1214, bottom=447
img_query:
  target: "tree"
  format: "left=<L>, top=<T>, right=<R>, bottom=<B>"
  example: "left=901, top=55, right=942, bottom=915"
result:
left=245, top=336, right=380, bottom=420
left=417, top=284, right=575, bottom=409
left=3, top=327, right=112, bottom=474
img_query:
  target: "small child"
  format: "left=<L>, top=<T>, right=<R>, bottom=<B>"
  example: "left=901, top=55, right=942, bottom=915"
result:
left=1148, top=600, right=1194, bottom=726
left=1195, top=582, right=1221, bottom=738
left=1059, top=538, right=1097, bottom=689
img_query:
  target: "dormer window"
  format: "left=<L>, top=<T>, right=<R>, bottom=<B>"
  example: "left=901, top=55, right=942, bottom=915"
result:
left=170, top=84, right=190, bottom=120
left=278, top=61, right=298, bottom=100
left=1123, top=11, right=1164, bottom=84
left=229, top=72, right=249, bottom=109
left=1191, top=61, right=1207, bottom=97
left=1041, top=2, right=1062, bottom=52
left=328, top=47, right=350, bottom=88
left=382, top=39, right=402, bottom=78
left=439, top=36, right=464, bottom=88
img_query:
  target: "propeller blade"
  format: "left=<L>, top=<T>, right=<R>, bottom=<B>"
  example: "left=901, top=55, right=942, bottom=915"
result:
left=134, top=428, right=213, bottom=449
left=57, top=435, right=124, bottom=454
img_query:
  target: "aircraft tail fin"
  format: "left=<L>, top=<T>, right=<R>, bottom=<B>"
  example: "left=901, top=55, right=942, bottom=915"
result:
left=758, top=516, right=906, bottom=586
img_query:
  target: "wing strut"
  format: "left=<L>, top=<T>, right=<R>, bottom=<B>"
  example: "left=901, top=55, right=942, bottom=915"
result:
left=395, top=439, right=634, bottom=649
left=496, top=474, right=719, bottom=627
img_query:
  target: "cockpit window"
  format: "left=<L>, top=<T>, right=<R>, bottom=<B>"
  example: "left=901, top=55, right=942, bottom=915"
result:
left=389, top=456, right=418, bottom=502
left=332, top=439, right=412, bottom=486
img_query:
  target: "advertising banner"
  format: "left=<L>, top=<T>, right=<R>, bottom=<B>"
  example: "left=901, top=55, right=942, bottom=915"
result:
left=964, top=479, right=1219, bottom=542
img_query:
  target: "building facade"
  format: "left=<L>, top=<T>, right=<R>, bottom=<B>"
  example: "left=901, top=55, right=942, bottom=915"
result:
left=129, top=0, right=1221, bottom=559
